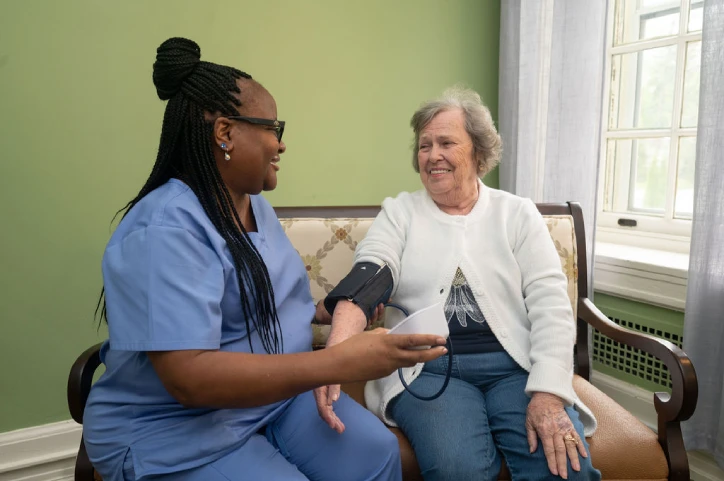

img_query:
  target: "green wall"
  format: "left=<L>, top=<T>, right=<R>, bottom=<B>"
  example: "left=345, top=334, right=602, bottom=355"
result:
left=0, top=1, right=500, bottom=432
left=593, top=293, right=685, bottom=335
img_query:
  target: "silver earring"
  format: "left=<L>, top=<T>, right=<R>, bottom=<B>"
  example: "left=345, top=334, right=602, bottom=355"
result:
left=221, top=143, right=230, bottom=161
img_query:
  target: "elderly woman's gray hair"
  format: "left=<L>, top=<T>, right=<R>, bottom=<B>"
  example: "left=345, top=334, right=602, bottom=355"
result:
left=410, top=87, right=502, bottom=176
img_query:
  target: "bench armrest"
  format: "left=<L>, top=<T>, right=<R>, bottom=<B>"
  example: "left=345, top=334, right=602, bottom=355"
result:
left=579, top=298, right=697, bottom=422
left=578, top=297, right=698, bottom=481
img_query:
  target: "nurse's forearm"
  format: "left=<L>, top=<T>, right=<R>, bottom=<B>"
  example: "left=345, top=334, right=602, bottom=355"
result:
left=148, top=347, right=356, bottom=409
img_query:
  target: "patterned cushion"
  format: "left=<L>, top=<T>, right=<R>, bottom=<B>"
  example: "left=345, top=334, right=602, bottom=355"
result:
left=544, top=215, right=578, bottom=318
left=281, top=214, right=578, bottom=347
left=280, top=218, right=376, bottom=346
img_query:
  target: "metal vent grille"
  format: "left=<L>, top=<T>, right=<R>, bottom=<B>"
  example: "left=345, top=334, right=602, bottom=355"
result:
left=592, top=316, right=683, bottom=391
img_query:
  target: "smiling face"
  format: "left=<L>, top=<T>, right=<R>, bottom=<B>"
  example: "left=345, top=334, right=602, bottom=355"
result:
left=214, top=80, right=286, bottom=196
left=417, top=109, right=480, bottom=212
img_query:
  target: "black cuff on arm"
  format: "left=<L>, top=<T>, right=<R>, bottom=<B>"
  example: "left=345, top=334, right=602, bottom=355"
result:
left=324, top=262, right=394, bottom=321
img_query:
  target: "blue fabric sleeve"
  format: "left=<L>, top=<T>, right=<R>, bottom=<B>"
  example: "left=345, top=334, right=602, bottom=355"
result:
left=103, top=225, right=224, bottom=351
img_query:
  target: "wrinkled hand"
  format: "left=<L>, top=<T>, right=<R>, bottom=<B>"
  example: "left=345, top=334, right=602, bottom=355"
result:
left=526, top=392, right=587, bottom=479
left=368, top=303, right=385, bottom=326
left=314, top=300, right=333, bottom=325
left=315, top=304, right=389, bottom=432
left=314, top=384, right=345, bottom=433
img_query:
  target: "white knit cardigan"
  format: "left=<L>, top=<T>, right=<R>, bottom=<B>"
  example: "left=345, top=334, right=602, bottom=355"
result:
left=357, top=180, right=597, bottom=436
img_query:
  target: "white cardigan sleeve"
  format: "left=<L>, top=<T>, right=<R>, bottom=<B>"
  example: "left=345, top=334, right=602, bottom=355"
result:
left=514, top=199, right=577, bottom=405
left=354, top=195, right=410, bottom=295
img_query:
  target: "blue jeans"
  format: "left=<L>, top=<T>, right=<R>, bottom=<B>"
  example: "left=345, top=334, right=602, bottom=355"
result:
left=388, top=351, right=601, bottom=481
left=122, top=391, right=401, bottom=481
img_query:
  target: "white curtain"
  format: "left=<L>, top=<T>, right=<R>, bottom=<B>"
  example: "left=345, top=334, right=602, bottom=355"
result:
left=682, top=0, right=724, bottom=468
left=498, top=0, right=608, bottom=295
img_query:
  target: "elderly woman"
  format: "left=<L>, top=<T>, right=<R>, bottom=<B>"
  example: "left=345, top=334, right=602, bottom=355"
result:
left=319, top=88, right=601, bottom=481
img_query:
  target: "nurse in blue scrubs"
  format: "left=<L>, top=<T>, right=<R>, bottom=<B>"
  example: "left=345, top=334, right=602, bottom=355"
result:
left=82, top=37, right=447, bottom=481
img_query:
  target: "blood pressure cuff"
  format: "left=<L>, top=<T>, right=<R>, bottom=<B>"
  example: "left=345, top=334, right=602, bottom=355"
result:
left=324, top=262, right=394, bottom=321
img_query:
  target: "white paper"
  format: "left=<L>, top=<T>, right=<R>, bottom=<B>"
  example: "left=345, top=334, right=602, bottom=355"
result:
left=387, top=302, right=449, bottom=343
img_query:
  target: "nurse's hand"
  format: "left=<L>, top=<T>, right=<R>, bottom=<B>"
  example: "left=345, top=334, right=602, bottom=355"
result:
left=332, top=329, right=448, bottom=383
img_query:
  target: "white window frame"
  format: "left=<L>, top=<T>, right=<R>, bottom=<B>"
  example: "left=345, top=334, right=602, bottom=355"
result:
left=596, top=0, right=702, bottom=254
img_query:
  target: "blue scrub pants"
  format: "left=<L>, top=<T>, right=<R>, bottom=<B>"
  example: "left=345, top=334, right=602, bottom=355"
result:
left=122, top=390, right=401, bottom=481
left=388, top=351, right=601, bottom=481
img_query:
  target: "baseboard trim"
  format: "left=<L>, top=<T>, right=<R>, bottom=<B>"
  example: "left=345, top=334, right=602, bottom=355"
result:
left=0, top=420, right=80, bottom=481
left=591, top=371, right=724, bottom=481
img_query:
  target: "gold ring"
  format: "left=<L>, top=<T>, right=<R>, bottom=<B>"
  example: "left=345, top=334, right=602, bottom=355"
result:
left=564, top=433, right=578, bottom=445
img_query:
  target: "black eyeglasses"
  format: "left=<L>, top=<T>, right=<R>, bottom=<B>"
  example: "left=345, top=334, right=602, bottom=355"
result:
left=225, top=116, right=285, bottom=142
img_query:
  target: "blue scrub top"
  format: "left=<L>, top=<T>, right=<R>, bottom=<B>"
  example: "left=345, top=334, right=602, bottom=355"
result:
left=83, top=179, right=315, bottom=479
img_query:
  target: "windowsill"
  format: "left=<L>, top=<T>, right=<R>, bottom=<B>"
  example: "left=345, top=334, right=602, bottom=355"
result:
left=593, top=242, right=689, bottom=311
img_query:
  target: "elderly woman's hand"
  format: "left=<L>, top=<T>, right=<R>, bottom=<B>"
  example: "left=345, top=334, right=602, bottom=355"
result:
left=313, top=300, right=333, bottom=325
left=525, top=392, right=588, bottom=480
left=314, top=303, right=386, bottom=433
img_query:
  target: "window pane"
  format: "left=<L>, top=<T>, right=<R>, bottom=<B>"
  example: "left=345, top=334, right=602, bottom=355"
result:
left=614, top=0, right=680, bottom=45
left=640, top=0, right=677, bottom=8
left=610, top=45, right=677, bottom=129
left=681, top=41, right=701, bottom=127
left=689, top=3, right=703, bottom=31
left=675, top=137, right=696, bottom=218
left=630, top=137, right=670, bottom=213
left=640, top=10, right=679, bottom=40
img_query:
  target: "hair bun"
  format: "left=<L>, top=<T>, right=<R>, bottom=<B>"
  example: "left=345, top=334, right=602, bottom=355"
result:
left=152, top=37, right=201, bottom=100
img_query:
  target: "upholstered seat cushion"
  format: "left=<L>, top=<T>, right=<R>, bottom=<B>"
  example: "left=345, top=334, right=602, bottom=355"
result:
left=341, top=376, right=668, bottom=481
left=573, top=377, right=668, bottom=480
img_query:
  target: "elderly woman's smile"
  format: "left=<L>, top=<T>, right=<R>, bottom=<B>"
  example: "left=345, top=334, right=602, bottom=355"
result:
left=428, top=166, right=452, bottom=176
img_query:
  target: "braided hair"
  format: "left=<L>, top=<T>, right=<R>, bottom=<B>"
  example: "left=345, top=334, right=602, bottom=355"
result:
left=96, top=37, right=283, bottom=354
